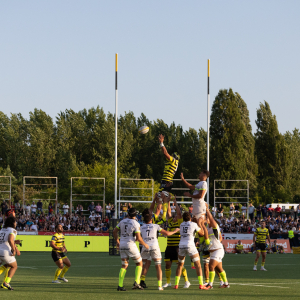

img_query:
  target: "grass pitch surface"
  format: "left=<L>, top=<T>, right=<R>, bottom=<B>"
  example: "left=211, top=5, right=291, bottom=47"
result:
left=1, top=252, right=299, bottom=299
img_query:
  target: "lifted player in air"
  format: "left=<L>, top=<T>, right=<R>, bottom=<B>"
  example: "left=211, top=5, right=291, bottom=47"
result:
left=140, top=214, right=179, bottom=290
left=51, top=224, right=71, bottom=283
left=158, top=134, right=180, bottom=220
left=180, top=170, right=210, bottom=222
left=113, top=208, right=149, bottom=291
left=253, top=220, right=270, bottom=271
left=205, top=208, right=230, bottom=289
left=173, top=212, right=207, bottom=290
left=0, top=216, right=19, bottom=290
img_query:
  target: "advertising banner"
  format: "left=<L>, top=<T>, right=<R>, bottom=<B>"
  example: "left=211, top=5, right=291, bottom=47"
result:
left=16, top=235, right=168, bottom=252
left=222, top=239, right=291, bottom=253
left=222, top=233, right=254, bottom=240
left=37, top=231, right=109, bottom=236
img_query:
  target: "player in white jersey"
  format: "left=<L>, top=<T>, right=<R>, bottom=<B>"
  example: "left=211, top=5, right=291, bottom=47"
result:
left=204, top=208, right=230, bottom=289
left=173, top=212, right=208, bottom=290
left=113, top=208, right=149, bottom=291
left=140, top=213, right=180, bottom=290
left=181, top=170, right=210, bottom=220
left=0, top=217, right=18, bottom=290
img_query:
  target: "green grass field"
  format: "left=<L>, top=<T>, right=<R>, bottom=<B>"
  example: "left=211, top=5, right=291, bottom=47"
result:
left=1, top=252, right=299, bottom=299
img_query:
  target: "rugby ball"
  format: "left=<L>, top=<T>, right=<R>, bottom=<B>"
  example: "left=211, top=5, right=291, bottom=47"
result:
left=138, top=125, right=149, bottom=134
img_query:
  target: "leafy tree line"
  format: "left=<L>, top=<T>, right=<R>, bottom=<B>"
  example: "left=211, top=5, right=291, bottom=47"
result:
left=0, top=88, right=299, bottom=206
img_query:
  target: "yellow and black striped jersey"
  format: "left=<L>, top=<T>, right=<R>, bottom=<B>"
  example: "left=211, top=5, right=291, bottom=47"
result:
left=255, top=227, right=269, bottom=243
left=152, top=215, right=166, bottom=225
left=236, top=244, right=244, bottom=250
left=162, top=156, right=179, bottom=182
left=167, top=217, right=183, bottom=246
left=51, top=233, right=65, bottom=253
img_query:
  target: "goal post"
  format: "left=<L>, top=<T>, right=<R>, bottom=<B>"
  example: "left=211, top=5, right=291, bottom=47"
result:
left=70, top=177, right=105, bottom=216
left=214, top=180, right=249, bottom=219
left=0, top=176, right=11, bottom=208
left=23, top=176, right=58, bottom=214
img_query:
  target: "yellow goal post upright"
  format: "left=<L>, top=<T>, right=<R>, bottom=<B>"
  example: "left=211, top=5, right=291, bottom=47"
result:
left=0, top=176, right=11, bottom=208
left=23, top=176, right=58, bottom=214
left=214, top=180, right=249, bottom=219
left=70, top=177, right=105, bottom=216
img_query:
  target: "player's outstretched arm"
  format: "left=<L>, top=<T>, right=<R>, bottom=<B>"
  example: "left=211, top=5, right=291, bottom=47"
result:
left=149, top=193, right=157, bottom=216
left=158, top=134, right=171, bottom=160
left=113, top=227, right=120, bottom=248
left=173, top=196, right=182, bottom=219
left=160, top=228, right=180, bottom=237
left=180, top=173, right=195, bottom=190
left=135, top=232, right=149, bottom=249
left=206, top=205, right=218, bottom=229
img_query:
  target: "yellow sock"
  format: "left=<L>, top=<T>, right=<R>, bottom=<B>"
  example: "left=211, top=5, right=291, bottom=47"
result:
left=59, top=266, right=69, bottom=278
left=209, top=271, right=215, bottom=285
left=162, top=203, right=168, bottom=220
left=119, top=268, right=126, bottom=287
left=3, top=267, right=10, bottom=283
left=175, top=276, right=180, bottom=286
left=198, top=275, right=203, bottom=285
left=191, top=262, right=194, bottom=268
left=135, top=266, right=142, bottom=284
left=182, top=267, right=188, bottom=282
left=261, top=262, right=265, bottom=267
left=254, top=261, right=258, bottom=266
left=54, top=268, right=62, bottom=280
left=141, top=275, right=146, bottom=281
left=5, top=277, right=11, bottom=284
left=0, top=266, right=6, bottom=275
left=165, top=268, right=171, bottom=284
left=158, top=280, right=162, bottom=287
left=205, top=277, right=209, bottom=283
left=219, top=271, right=228, bottom=284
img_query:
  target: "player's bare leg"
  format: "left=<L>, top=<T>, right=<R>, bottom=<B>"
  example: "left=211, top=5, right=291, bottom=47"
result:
left=140, top=260, right=151, bottom=288
left=254, top=250, right=261, bottom=270
left=132, top=256, right=144, bottom=290
left=58, top=257, right=71, bottom=282
left=189, top=253, right=205, bottom=289
left=1, top=261, right=17, bottom=290
left=206, top=259, right=229, bottom=289
left=153, top=258, right=163, bottom=290
left=118, top=258, right=129, bottom=291
left=260, top=251, right=267, bottom=271
left=173, top=255, right=185, bottom=289
left=163, top=260, right=172, bottom=288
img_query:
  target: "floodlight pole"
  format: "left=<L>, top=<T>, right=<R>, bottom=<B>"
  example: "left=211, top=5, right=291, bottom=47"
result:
left=114, top=53, right=118, bottom=218
left=207, top=59, right=210, bottom=205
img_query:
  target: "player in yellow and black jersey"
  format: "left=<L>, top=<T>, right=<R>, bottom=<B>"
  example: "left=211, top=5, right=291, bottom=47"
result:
left=50, top=224, right=71, bottom=283
left=253, top=220, right=270, bottom=271
left=158, top=134, right=180, bottom=221
left=235, top=240, right=244, bottom=254
left=162, top=196, right=190, bottom=289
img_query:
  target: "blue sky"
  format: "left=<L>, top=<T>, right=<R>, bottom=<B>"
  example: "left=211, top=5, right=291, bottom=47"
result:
left=0, top=0, right=299, bottom=134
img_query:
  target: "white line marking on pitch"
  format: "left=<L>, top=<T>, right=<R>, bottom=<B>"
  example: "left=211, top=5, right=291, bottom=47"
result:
left=191, top=281, right=289, bottom=289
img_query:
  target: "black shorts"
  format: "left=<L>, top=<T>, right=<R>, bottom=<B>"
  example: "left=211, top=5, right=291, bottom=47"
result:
left=159, top=180, right=173, bottom=193
left=164, top=246, right=178, bottom=262
left=52, top=251, right=67, bottom=262
left=256, top=242, right=266, bottom=252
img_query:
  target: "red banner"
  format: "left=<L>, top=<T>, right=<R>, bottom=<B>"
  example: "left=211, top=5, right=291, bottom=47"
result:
left=222, top=239, right=291, bottom=253
left=38, top=231, right=109, bottom=236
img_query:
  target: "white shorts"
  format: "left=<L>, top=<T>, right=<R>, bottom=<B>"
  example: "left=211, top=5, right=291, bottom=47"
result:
left=141, top=247, right=162, bottom=261
left=202, top=254, right=210, bottom=264
left=178, top=245, right=199, bottom=257
left=0, top=250, right=16, bottom=264
left=193, top=200, right=207, bottom=219
left=210, top=248, right=224, bottom=263
left=119, top=244, right=140, bottom=260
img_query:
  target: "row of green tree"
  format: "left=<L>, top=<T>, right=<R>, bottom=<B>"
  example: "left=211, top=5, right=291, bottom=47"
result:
left=0, top=88, right=299, bottom=206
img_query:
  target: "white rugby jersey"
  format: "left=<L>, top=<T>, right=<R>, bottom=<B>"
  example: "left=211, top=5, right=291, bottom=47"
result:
left=192, top=181, right=207, bottom=216
left=179, top=221, right=201, bottom=247
left=140, top=223, right=162, bottom=249
left=116, top=218, right=140, bottom=247
left=0, top=227, right=17, bottom=252
left=207, top=224, right=222, bottom=250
